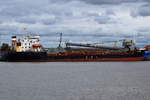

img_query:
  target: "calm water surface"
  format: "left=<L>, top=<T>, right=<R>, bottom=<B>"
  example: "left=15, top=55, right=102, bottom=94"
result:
left=0, top=62, right=150, bottom=100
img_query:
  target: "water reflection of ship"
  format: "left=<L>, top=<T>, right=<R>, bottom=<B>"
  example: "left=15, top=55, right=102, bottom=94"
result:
left=0, top=34, right=144, bottom=62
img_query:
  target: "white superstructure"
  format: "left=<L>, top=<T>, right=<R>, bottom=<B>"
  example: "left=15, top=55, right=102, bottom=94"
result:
left=11, top=35, right=42, bottom=52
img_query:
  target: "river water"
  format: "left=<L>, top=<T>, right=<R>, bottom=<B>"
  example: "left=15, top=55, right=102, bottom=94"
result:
left=0, top=62, right=150, bottom=100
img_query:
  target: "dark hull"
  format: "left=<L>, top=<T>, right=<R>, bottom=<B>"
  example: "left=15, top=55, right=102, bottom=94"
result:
left=144, top=51, right=150, bottom=61
left=144, top=58, right=150, bottom=61
left=46, top=51, right=144, bottom=62
left=0, top=53, right=5, bottom=61
left=2, top=51, right=144, bottom=62
left=3, top=52, right=48, bottom=62
left=5, top=57, right=143, bottom=62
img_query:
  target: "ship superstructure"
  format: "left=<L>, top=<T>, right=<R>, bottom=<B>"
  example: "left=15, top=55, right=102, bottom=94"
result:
left=1, top=35, right=48, bottom=62
left=11, top=35, right=42, bottom=52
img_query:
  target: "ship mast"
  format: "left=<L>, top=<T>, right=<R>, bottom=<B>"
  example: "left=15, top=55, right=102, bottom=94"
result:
left=58, top=33, right=62, bottom=48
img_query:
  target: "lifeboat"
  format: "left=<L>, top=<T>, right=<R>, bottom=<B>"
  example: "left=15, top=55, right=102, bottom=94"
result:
left=32, top=44, right=41, bottom=47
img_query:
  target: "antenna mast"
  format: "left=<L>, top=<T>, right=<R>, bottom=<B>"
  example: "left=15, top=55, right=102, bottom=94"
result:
left=133, top=33, right=137, bottom=46
left=58, top=33, right=62, bottom=48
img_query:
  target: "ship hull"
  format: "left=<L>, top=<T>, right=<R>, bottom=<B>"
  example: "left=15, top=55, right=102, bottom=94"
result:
left=3, top=52, right=48, bottom=62
left=46, top=52, right=144, bottom=62
left=2, top=51, right=144, bottom=62
left=144, top=58, right=150, bottom=61
left=46, top=57, right=144, bottom=62
left=0, top=53, right=5, bottom=61
left=144, top=51, right=150, bottom=61
left=4, top=57, right=143, bottom=62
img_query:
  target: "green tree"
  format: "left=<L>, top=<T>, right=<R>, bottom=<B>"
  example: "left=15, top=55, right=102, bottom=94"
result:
left=0, top=43, right=10, bottom=52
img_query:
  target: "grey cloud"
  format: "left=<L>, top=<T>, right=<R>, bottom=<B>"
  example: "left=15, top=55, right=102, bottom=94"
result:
left=136, top=27, right=150, bottom=37
left=0, top=25, right=18, bottom=35
left=0, top=21, right=3, bottom=24
left=131, top=3, right=150, bottom=17
left=0, top=0, right=58, bottom=18
left=0, top=4, right=43, bottom=18
left=83, top=11, right=100, bottom=17
left=84, top=10, right=116, bottom=24
left=63, top=11, right=73, bottom=17
left=16, top=15, right=59, bottom=25
left=131, top=10, right=138, bottom=17
left=0, top=6, right=27, bottom=17
left=17, top=20, right=36, bottom=24
left=16, top=17, right=37, bottom=24
left=137, top=4, right=150, bottom=16
left=0, top=0, right=150, bottom=47
left=41, top=18, right=57, bottom=25
left=49, top=0, right=71, bottom=3
left=94, top=14, right=116, bottom=24
left=41, top=20, right=55, bottom=25
left=0, top=0, right=73, bottom=25
left=106, top=9, right=115, bottom=15
left=79, top=0, right=145, bottom=5
left=95, top=16, right=111, bottom=24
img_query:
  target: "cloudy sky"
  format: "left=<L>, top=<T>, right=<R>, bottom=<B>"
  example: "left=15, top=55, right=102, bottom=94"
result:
left=0, top=0, right=150, bottom=47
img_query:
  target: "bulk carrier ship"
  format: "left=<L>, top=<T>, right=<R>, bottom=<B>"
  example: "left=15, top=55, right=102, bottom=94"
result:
left=0, top=34, right=144, bottom=62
